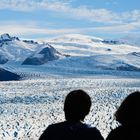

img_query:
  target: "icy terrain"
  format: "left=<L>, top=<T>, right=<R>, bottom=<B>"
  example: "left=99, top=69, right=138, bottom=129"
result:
left=0, top=33, right=140, bottom=140
left=0, top=78, right=140, bottom=140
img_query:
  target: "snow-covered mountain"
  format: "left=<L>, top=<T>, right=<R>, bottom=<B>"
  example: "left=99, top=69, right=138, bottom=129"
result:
left=48, top=34, right=140, bottom=56
left=45, top=34, right=140, bottom=71
left=22, top=44, right=63, bottom=65
left=0, top=33, right=64, bottom=65
left=0, top=33, right=140, bottom=73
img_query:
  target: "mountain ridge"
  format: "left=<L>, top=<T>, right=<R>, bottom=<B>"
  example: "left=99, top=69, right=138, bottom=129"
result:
left=0, top=33, right=140, bottom=73
left=0, top=33, right=65, bottom=65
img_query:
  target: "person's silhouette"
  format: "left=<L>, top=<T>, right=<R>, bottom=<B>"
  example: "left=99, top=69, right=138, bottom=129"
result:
left=106, top=91, right=140, bottom=140
left=39, top=89, right=104, bottom=140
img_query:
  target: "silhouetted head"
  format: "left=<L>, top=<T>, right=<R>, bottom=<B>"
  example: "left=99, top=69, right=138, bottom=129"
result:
left=115, top=91, right=140, bottom=127
left=64, top=90, right=91, bottom=122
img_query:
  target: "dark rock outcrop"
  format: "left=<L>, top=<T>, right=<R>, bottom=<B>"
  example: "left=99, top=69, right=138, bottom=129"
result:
left=22, top=46, right=60, bottom=65
left=102, top=40, right=123, bottom=45
left=0, top=68, right=20, bottom=81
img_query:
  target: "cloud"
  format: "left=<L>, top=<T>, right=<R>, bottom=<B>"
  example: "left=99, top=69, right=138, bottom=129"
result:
left=0, top=0, right=140, bottom=24
left=0, top=23, right=81, bottom=37
left=0, top=0, right=70, bottom=12
left=88, top=20, right=140, bottom=33
left=0, top=21, right=140, bottom=38
left=105, top=0, right=118, bottom=6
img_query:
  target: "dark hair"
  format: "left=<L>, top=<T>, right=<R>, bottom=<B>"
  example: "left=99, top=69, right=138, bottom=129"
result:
left=64, top=90, right=91, bottom=121
left=115, top=91, right=140, bottom=126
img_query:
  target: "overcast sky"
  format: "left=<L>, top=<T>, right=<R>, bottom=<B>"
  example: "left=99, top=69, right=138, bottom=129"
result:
left=0, top=0, right=140, bottom=39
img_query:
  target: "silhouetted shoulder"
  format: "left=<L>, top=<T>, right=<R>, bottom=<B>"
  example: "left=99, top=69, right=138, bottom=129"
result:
left=39, top=121, right=104, bottom=140
left=83, top=126, right=104, bottom=140
left=106, top=126, right=124, bottom=140
left=106, top=126, right=140, bottom=140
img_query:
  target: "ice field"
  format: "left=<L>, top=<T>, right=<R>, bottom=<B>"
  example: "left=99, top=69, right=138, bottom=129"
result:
left=0, top=77, right=140, bottom=140
left=1, top=33, right=140, bottom=140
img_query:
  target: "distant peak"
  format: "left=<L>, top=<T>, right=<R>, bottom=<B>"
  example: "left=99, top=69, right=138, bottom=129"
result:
left=49, top=34, right=103, bottom=43
left=1, top=33, right=11, bottom=40
left=1, top=33, right=10, bottom=36
left=0, top=33, right=19, bottom=41
left=57, top=34, right=103, bottom=40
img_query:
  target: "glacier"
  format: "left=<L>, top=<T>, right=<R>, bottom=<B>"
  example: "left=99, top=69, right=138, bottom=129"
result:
left=0, top=33, right=140, bottom=140
left=0, top=78, right=140, bottom=139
